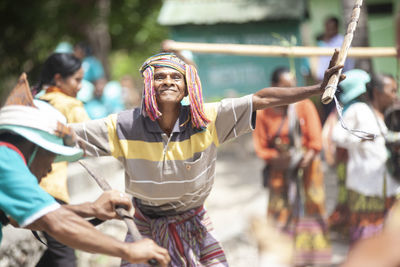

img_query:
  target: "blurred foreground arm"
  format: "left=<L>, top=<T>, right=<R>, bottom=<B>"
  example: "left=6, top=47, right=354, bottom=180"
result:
left=28, top=207, right=170, bottom=266
left=341, top=230, right=400, bottom=267
left=342, top=201, right=400, bottom=267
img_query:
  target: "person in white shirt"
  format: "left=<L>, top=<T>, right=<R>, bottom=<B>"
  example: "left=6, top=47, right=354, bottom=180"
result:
left=332, top=70, right=399, bottom=244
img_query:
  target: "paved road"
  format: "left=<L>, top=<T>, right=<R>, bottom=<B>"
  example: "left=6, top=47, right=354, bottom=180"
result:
left=0, top=133, right=349, bottom=267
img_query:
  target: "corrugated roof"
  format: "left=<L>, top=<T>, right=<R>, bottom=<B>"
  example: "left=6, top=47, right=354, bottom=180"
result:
left=158, top=0, right=306, bottom=26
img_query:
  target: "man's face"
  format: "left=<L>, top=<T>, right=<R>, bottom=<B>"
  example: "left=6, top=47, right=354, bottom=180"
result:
left=29, top=147, right=56, bottom=182
left=277, top=72, right=296, bottom=87
left=154, top=67, right=187, bottom=105
left=325, top=20, right=338, bottom=39
left=380, top=77, right=398, bottom=110
left=73, top=47, right=85, bottom=60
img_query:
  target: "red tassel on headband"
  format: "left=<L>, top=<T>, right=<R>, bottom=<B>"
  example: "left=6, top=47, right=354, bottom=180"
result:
left=185, top=65, right=210, bottom=128
left=142, top=66, right=161, bottom=121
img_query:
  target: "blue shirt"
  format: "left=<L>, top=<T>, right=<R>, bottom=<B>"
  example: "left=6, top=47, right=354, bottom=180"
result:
left=82, top=56, right=105, bottom=82
left=0, top=143, right=59, bottom=243
left=84, top=81, right=125, bottom=120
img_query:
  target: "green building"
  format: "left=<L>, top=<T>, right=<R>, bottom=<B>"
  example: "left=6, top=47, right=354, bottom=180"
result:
left=158, top=0, right=398, bottom=100
left=158, top=0, right=308, bottom=100
left=306, top=0, right=399, bottom=80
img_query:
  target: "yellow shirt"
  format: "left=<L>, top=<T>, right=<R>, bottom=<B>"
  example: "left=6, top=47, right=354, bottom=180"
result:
left=39, top=89, right=90, bottom=202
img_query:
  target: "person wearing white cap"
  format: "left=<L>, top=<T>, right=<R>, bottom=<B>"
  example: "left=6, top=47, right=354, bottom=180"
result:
left=0, top=74, right=170, bottom=266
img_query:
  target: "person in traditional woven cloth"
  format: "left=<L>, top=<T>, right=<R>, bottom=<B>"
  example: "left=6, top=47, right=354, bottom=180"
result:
left=71, top=51, right=343, bottom=266
left=338, top=103, right=400, bottom=267
left=332, top=71, right=399, bottom=244
left=252, top=67, right=331, bottom=266
left=0, top=74, right=170, bottom=266
left=33, top=52, right=91, bottom=267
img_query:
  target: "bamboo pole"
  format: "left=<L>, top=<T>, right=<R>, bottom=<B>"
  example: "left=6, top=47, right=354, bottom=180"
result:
left=321, top=0, right=364, bottom=104
left=162, top=40, right=396, bottom=58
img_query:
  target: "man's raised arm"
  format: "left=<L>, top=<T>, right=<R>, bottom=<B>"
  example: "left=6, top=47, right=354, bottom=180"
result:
left=252, top=50, right=344, bottom=111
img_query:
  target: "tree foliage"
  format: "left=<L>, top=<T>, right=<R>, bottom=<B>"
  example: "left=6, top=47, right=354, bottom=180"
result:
left=0, top=0, right=167, bottom=99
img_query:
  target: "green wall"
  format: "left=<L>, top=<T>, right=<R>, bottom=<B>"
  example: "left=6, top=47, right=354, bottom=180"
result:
left=368, top=12, right=397, bottom=75
left=307, top=0, right=342, bottom=43
left=307, top=0, right=398, bottom=77
left=171, top=21, right=307, bottom=100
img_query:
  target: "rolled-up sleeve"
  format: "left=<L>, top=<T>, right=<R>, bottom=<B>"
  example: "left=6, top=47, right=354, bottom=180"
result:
left=213, top=95, right=256, bottom=145
left=70, top=114, right=119, bottom=158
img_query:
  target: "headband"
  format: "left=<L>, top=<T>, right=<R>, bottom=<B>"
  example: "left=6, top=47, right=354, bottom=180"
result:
left=139, top=53, right=209, bottom=129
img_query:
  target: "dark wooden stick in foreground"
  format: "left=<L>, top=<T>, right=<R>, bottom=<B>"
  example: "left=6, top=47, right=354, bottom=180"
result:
left=78, top=160, right=159, bottom=267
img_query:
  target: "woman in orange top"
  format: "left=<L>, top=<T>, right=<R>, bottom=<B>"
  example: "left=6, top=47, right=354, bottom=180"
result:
left=34, top=53, right=90, bottom=267
left=253, top=67, right=331, bottom=266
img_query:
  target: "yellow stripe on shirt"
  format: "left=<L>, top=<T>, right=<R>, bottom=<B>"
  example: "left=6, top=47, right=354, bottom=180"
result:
left=113, top=127, right=217, bottom=161
left=107, top=103, right=221, bottom=161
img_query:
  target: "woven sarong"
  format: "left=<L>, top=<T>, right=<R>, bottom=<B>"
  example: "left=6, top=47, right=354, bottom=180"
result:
left=121, top=204, right=228, bottom=267
left=267, top=158, right=332, bottom=266
left=347, top=189, right=395, bottom=244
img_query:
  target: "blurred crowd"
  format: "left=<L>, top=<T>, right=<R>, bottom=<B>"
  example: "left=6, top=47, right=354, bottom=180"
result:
left=48, top=41, right=141, bottom=119
left=248, top=14, right=400, bottom=267
left=252, top=65, right=400, bottom=266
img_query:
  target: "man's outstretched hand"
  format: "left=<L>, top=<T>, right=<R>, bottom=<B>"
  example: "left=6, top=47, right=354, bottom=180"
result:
left=320, top=49, right=346, bottom=91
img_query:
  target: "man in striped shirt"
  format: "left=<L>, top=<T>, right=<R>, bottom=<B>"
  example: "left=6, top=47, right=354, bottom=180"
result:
left=71, top=52, right=343, bottom=266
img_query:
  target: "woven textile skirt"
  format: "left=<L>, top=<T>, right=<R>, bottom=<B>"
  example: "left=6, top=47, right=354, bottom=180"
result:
left=327, top=162, right=350, bottom=235
left=267, top=158, right=332, bottom=266
left=121, top=204, right=228, bottom=267
left=347, top=189, right=395, bottom=244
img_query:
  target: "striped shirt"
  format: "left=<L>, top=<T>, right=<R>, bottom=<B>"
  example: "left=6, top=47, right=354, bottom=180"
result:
left=71, top=95, right=255, bottom=215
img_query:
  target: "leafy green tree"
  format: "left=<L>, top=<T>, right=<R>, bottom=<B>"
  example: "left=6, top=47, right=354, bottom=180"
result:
left=0, top=0, right=167, bottom=102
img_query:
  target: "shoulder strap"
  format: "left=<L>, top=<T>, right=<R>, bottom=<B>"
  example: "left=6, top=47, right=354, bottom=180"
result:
left=0, top=141, right=27, bottom=165
left=287, top=104, right=302, bottom=149
left=270, top=112, right=287, bottom=145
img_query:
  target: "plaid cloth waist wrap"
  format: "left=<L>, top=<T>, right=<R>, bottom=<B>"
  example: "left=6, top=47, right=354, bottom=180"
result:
left=121, top=199, right=228, bottom=267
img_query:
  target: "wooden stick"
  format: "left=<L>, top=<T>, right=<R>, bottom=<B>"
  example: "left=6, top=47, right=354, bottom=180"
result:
left=321, top=0, right=364, bottom=104
left=78, top=160, right=159, bottom=267
left=162, top=40, right=396, bottom=58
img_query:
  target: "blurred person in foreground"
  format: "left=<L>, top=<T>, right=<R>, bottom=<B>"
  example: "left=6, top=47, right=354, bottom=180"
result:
left=70, top=51, right=343, bottom=266
left=0, top=74, right=170, bottom=266
left=253, top=67, right=331, bottom=266
left=331, top=70, right=399, bottom=244
left=33, top=52, right=91, bottom=267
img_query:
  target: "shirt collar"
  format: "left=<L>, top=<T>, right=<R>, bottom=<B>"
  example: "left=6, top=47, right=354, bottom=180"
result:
left=0, top=141, right=27, bottom=165
left=143, top=105, right=191, bottom=133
